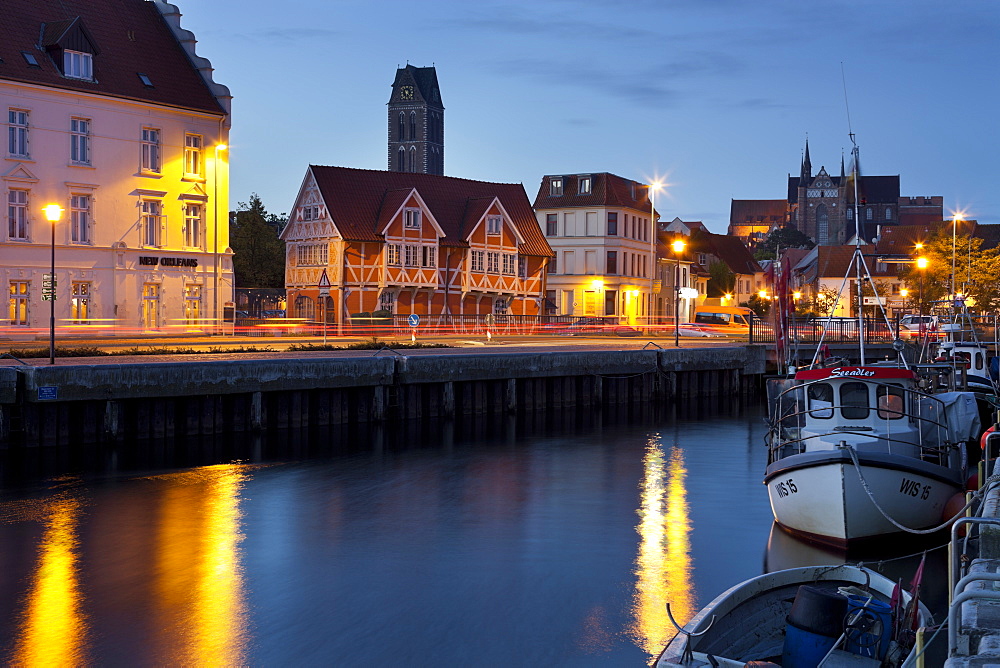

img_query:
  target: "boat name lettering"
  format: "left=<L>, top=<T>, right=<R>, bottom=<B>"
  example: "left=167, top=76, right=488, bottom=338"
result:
left=830, top=368, right=876, bottom=378
left=774, top=478, right=798, bottom=498
left=899, top=478, right=931, bottom=500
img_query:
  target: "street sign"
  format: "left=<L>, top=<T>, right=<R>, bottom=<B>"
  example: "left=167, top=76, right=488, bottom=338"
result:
left=318, top=269, right=331, bottom=298
left=862, top=296, right=884, bottom=306
left=408, top=314, right=420, bottom=327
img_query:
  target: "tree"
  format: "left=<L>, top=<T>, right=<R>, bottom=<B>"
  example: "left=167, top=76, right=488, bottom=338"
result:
left=706, top=261, right=735, bottom=298
left=898, top=230, right=1000, bottom=313
left=230, top=193, right=286, bottom=288
left=753, top=226, right=815, bottom=261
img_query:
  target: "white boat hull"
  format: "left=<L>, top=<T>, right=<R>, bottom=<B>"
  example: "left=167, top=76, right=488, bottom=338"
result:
left=764, top=449, right=962, bottom=545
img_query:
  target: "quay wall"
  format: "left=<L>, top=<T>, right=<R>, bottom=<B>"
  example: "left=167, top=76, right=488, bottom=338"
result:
left=0, top=346, right=766, bottom=447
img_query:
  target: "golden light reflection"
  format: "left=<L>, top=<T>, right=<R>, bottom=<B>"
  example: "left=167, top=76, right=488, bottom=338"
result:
left=631, top=442, right=695, bottom=660
left=12, top=496, right=88, bottom=666
left=153, top=465, right=249, bottom=665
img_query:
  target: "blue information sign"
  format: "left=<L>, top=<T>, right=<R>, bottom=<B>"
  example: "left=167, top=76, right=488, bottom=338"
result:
left=408, top=314, right=420, bottom=327
left=38, top=386, right=58, bottom=401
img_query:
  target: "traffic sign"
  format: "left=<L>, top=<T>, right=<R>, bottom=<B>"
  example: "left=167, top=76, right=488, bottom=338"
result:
left=318, top=269, right=331, bottom=289
left=408, top=314, right=420, bottom=327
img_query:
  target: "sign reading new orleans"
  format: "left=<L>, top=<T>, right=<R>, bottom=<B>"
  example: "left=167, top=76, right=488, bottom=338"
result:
left=138, top=256, right=198, bottom=268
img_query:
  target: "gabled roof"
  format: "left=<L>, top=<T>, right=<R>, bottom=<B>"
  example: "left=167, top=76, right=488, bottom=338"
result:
left=532, top=172, right=653, bottom=212
left=0, top=0, right=226, bottom=115
left=730, top=199, right=787, bottom=225
left=874, top=220, right=977, bottom=254
left=306, top=166, right=552, bottom=257
left=797, top=245, right=876, bottom=279
left=686, top=230, right=761, bottom=276
left=786, top=175, right=899, bottom=204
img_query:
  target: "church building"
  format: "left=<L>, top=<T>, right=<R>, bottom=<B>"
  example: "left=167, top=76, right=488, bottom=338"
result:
left=387, top=65, right=444, bottom=175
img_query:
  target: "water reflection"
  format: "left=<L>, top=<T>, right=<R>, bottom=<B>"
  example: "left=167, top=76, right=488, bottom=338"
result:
left=152, top=465, right=249, bottom=665
left=12, top=494, right=88, bottom=666
left=632, top=439, right=695, bottom=657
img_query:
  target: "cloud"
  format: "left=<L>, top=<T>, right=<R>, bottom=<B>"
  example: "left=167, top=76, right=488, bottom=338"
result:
left=239, top=27, right=342, bottom=42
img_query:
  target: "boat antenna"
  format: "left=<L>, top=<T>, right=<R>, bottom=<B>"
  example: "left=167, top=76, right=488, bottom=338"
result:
left=843, top=64, right=867, bottom=365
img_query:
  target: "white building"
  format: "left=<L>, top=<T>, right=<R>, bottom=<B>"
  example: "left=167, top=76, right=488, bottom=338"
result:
left=533, top=172, right=674, bottom=325
left=2, top=1, right=231, bottom=338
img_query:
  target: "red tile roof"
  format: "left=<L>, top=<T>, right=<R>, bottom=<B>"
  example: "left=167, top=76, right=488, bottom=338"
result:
left=729, top=199, right=787, bottom=224
left=1, top=0, right=226, bottom=115
left=308, top=167, right=553, bottom=257
left=532, top=173, right=654, bottom=212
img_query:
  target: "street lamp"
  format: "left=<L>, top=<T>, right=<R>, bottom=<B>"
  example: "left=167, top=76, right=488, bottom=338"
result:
left=43, top=204, right=63, bottom=365
left=649, top=181, right=663, bottom=328
left=672, top=237, right=685, bottom=348
left=213, top=143, right=228, bottom=334
left=916, top=256, right=928, bottom=317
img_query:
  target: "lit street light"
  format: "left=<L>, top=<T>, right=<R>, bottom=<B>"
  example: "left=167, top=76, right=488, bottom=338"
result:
left=672, top=238, right=685, bottom=348
left=214, top=143, right=228, bottom=334
left=916, top=256, right=928, bottom=317
left=43, top=204, right=63, bottom=364
left=648, top=181, right=663, bottom=329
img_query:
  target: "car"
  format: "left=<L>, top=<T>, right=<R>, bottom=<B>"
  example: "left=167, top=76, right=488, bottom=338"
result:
left=550, top=317, right=642, bottom=337
left=262, top=309, right=286, bottom=318
left=677, top=323, right=727, bottom=338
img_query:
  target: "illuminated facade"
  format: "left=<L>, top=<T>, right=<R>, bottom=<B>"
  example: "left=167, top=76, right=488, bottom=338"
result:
left=533, top=173, right=661, bottom=323
left=282, top=167, right=552, bottom=329
left=1, top=1, right=231, bottom=336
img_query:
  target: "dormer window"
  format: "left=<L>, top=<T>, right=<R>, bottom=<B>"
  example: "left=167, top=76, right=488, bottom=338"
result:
left=63, top=50, right=93, bottom=80
left=486, top=215, right=502, bottom=235
left=578, top=176, right=591, bottom=194
left=550, top=178, right=563, bottom=196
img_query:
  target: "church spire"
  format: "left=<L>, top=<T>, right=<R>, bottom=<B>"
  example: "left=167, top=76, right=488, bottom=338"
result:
left=800, top=137, right=812, bottom=182
left=840, top=152, right=845, bottom=180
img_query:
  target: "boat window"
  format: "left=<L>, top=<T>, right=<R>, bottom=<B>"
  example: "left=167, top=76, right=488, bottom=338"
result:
left=976, top=352, right=984, bottom=370
left=876, top=385, right=905, bottom=420
left=840, top=382, right=870, bottom=419
left=807, top=383, right=834, bottom=419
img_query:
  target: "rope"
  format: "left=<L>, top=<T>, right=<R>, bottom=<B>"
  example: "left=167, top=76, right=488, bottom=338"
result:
left=845, top=445, right=994, bottom=535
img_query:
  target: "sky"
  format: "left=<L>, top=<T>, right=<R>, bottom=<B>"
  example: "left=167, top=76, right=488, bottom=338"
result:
left=177, top=0, right=999, bottom=232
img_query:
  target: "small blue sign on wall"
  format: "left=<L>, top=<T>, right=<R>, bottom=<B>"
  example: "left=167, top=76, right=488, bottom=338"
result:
left=408, top=314, right=420, bottom=327
left=38, top=386, right=58, bottom=401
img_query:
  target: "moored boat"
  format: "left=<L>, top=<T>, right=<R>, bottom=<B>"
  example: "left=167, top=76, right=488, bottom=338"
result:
left=654, top=564, right=931, bottom=667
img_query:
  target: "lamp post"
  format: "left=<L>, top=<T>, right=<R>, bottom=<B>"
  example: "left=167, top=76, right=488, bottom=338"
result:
left=43, top=204, right=63, bottom=365
left=672, top=237, right=685, bottom=348
left=916, top=256, right=928, bottom=318
left=649, top=181, right=662, bottom=329
left=213, top=143, right=228, bottom=335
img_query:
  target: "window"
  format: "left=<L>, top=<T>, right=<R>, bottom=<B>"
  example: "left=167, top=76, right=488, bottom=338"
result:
left=494, top=297, right=509, bottom=315
left=885, top=207, right=892, bottom=220
left=183, top=285, right=201, bottom=326
left=398, top=147, right=406, bottom=171
left=183, top=203, right=202, bottom=248
left=404, top=208, right=421, bottom=229
left=184, top=134, right=203, bottom=177
left=386, top=244, right=400, bottom=265
left=70, top=195, right=91, bottom=243
left=63, top=50, right=93, bottom=80
left=840, top=382, right=870, bottom=419
left=866, top=207, right=873, bottom=220
left=137, top=72, right=154, bottom=87
left=471, top=250, right=484, bottom=272
left=70, top=118, right=90, bottom=164
left=398, top=113, right=405, bottom=141
left=421, top=245, right=436, bottom=268
left=847, top=208, right=854, bottom=220
left=487, top=252, right=500, bottom=273
left=141, top=283, right=160, bottom=329
left=141, top=128, right=160, bottom=173
left=502, top=253, right=515, bottom=275
left=140, top=200, right=162, bottom=247
left=21, top=52, right=39, bottom=67
left=607, top=212, right=618, bottom=236
left=807, top=383, right=834, bottom=418
left=8, top=189, right=28, bottom=240
left=8, top=281, right=29, bottom=326
left=404, top=244, right=418, bottom=266
left=604, top=290, right=617, bottom=316
left=409, top=112, right=417, bottom=140
left=300, top=205, right=321, bottom=221
left=408, top=147, right=416, bottom=172
left=579, top=176, right=591, bottom=194
left=549, top=178, right=563, bottom=196
left=296, top=243, right=328, bottom=266
left=877, top=385, right=905, bottom=420
left=486, top=215, right=502, bottom=235
left=71, top=282, right=91, bottom=323
left=8, top=109, right=28, bottom=157
left=549, top=254, right=557, bottom=274
left=518, top=256, right=526, bottom=279
left=545, top=213, right=557, bottom=236
left=379, top=290, right=396, bottom=312
left=606, top=251, right=617, bottom=275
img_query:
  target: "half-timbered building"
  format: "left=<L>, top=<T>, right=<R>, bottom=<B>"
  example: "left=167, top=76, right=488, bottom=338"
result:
left=280, top=167, right=552, bottom=331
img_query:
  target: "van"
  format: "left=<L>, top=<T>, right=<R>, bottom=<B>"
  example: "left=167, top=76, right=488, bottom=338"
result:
left=693, top=305, right=754, bottom=332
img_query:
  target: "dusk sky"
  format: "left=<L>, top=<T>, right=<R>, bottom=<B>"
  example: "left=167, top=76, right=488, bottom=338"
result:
left=178, top=0, right=999, bottom=232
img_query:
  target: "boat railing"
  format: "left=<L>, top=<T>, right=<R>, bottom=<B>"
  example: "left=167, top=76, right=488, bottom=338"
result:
left=948, top=515, right=1000, bottom=659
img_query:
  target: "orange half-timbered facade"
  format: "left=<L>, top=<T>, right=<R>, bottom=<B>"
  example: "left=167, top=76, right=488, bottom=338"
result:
left=281, top=167, right=552, bottom=330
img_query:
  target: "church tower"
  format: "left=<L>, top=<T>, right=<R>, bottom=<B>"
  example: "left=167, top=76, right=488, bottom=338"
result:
left=387, top=65, right=444, bottom=175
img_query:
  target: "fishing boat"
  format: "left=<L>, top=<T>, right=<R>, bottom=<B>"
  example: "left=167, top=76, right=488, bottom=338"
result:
left=762, top=133, right=995, bottom=547
left=655, top=564, right=931, bottom=667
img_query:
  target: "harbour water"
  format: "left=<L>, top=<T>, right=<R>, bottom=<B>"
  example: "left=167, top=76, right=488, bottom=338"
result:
left=0, top=399, right=946, bottom=666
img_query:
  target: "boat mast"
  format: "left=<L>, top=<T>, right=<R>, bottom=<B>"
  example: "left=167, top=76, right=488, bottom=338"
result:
left=849, top=134, right=866, bottom=365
